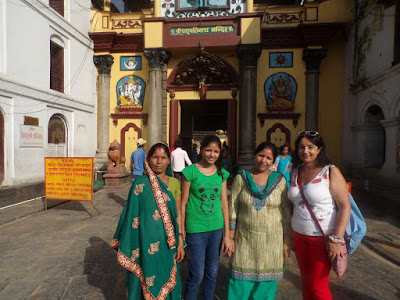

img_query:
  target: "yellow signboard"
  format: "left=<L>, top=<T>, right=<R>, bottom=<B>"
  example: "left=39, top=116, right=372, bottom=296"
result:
left=45, top=157, right=94, bottom=202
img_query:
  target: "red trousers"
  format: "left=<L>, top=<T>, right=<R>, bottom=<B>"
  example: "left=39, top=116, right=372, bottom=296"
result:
left=292, top=230, right=332, bottom=300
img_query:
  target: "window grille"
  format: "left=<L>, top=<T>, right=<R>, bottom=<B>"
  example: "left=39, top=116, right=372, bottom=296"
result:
left=50, top=41, right=64, bottom=93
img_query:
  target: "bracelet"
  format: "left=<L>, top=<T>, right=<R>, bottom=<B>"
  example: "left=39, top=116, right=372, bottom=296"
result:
left=328, top=235, right=345, bottom=244
left=230, top=237, right=235, bottom=241
left=179, top=233, right=185, bottom=240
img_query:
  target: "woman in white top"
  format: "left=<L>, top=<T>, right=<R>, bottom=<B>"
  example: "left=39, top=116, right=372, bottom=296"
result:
left=287, top=131, right=350, bottom=300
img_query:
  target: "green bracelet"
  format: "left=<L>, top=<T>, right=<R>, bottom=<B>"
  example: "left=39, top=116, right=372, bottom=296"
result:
left=230, top=237, right=235, bottom=241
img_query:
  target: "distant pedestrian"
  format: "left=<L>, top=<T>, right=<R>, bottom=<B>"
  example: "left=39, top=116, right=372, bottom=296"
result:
left=171, top=139, right=192, bottom=182
left=288, top=131, right=351, bottom=300
left=221, top=141, right=232, bottom=173
left=130, top=138, right=146, bottom=182
left=274, top=143, right=292, bottom=188
left=190, top=144, right=198, bottom=163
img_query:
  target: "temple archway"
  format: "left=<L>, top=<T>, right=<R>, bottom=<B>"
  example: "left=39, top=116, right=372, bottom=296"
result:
left=48, top=114, right=68, bottom=157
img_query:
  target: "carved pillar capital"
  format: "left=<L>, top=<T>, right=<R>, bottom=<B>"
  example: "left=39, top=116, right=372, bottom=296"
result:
left=93, top=54, right=114, bottom=75
left=302, top=48, right=327, bottom=71
left=237, top=44, right=262, bottom=67
left=144, top=48, right=170, bottom=69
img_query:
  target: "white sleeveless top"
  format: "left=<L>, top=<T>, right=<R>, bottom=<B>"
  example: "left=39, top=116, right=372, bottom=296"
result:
left=287, top=165, right=337, bottom=236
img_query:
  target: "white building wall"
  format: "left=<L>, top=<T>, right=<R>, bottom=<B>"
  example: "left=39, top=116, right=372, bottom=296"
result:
left=342, top=3, right=400, bottom=186
left=0, top=0, right=96, bottom=187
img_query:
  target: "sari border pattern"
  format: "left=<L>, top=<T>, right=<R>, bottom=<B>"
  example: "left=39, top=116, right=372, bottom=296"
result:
left=117, top=248, right=177, bottom=300
left=147, top=167, right=176, bottom=249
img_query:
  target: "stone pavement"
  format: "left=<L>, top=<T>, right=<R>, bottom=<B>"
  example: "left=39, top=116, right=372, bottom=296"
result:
left=0, top=183, right=400, bottom=300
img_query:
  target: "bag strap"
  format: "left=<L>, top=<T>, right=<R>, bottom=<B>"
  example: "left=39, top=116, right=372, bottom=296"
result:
left=297, top=169, right=326, bottom=236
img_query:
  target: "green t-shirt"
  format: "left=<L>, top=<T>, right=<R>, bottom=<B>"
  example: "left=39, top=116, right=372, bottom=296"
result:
left=168, top=177, right=181, bottom=199
left=182, top=164, right=230, bottom=233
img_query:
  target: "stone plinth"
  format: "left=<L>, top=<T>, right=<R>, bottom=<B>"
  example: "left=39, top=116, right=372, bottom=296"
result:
left=103, top=172, right=131, bottom=187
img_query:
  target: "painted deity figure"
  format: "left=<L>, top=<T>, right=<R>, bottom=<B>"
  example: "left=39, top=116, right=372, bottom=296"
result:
left=269, top=76, right=293, bottom=106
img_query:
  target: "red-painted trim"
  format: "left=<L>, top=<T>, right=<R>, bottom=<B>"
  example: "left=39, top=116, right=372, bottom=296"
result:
left=120, top=123, right=142, bottom=158
left=266, top=123, right=291, bottom=146
left=89, top=32, right=144, bottom=53
left=169, top=99, right=179, bottom=149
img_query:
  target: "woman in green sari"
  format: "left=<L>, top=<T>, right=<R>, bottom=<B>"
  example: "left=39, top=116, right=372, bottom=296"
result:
left=110, top=143, right=185, bottom=300
left=228, top=142, right=292, bottom=299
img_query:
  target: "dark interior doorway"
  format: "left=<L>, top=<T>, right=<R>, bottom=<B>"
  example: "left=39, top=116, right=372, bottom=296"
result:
left=180, top=100, right=228, bottom=152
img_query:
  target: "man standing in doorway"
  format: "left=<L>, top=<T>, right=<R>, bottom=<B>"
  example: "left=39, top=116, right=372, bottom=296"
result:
left=130, top=138, right=146, bottom=182
left=171, top=139, right=192, bottom=182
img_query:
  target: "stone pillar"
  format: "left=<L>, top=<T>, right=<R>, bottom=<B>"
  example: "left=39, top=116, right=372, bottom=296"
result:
left=144, top=48, right=170, bottom=146
left=237, top=44, right=261, bottom=170
left=302, top=48, right=327, bottom=131
left=93, top=54, right=114, bottom=169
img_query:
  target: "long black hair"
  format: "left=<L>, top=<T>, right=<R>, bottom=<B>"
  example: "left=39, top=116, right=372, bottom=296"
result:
left=254, top=142, right=278, bottom=163
left=292, top=134, right=331, bottom=168
left=200, top=135, right=223, bottom=177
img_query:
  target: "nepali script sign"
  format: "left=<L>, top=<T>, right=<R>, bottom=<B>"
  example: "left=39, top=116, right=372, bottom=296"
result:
left=19, top=125, right=43, bottom=148
left=45, top=157, right=94, bottom=202
left=169, top=25, right=235, bottom=35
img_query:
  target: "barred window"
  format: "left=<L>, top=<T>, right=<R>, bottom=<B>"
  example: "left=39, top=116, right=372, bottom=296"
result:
left=394, top=4, right=400, bottom=65
left=50, top=41, right=64, bottom=93
left=50, top=0, right=64, bottom=16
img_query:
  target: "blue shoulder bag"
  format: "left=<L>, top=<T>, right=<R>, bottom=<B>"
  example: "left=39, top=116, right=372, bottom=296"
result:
left=329, top=166, right=367, bottom=254
left=345, top=193, right=367, bottom=254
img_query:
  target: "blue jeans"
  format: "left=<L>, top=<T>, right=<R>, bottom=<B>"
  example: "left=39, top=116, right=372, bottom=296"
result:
left=184, top=229, right=223, bottom=300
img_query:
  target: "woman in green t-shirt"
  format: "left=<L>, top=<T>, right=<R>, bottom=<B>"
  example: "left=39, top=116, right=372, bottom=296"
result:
left=181, top=135, right=234, bottom=300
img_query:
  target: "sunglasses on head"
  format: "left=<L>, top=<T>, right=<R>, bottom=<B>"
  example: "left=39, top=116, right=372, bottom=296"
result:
left=299, top=131, right=319, bottom=137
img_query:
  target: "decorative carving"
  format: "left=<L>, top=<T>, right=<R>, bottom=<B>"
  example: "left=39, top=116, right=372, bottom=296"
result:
left=237, top=44, right=262, bottom=67
left=93, top=55, right=114, bottom=75
left=90, top=33, right=144, bottom=53
left=302, top=48, right=327, bottom=71
left=258, top=112, right=301, bottom=128
left=263, top=12, right=303, bottom=24
left=170, top=46, right=239, bottom=88
left=144, top=48, right=170, bottom=69
left=121, top=123, right=142, bottom=157
left=111, top=19, right=143, bottom=29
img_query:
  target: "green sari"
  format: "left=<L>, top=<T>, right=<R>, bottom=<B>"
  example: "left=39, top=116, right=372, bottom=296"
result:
left=110, top=167, right=182, bottom=299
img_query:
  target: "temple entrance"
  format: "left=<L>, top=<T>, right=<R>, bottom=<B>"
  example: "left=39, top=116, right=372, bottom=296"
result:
left=0, top=110, right=4, bottom=185
left=180, top=100, right=228, bottom=150
left=48, top=114, right=68, bottom=157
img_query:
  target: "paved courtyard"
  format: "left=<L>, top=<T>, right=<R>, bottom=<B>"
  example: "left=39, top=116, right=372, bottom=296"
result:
left=0, top=184, right=400, bottom=300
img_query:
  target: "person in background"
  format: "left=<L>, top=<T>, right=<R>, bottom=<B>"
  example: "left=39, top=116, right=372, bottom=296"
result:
left=171, top=139, right=192, bottom=182
left=111, top=143, right=185, bottom=300
left=288, top=131, right=350, bottom=300
left=190, top=144, right=198, bottom=163
left=130, top=138, right=146, bottom=182
left=181, top=135, right=233, bottom=300
left=221, top=141, right=232, bottom=174
left=275, top=143, right=292, bottom=188
left=228, top=142, right=291, bottom=300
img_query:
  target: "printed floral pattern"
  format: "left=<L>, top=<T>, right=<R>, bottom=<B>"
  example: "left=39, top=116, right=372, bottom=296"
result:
left=134, top=184, right=145, bottom=195
left=153, top=210, right=161, bottom=221
left=132, top=217, right=140, bottom=228
left=163, top=192, right=171, bottom=201
left=131, top=248, right=140, bottom=261
left=148, top=241, right=160, bottom=255
left=146, top=275, right=155, bottom=287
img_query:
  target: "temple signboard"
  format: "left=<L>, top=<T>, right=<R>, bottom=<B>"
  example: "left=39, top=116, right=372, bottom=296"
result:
left=164, top=19, right=240, bottom=48
left=169, top=25, right=235, bottom=35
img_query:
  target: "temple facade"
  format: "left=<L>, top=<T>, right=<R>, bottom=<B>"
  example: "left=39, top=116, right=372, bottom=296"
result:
left=90, top=0, right=353, bottom=171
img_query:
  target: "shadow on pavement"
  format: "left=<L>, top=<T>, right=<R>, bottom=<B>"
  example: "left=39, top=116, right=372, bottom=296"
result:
left=107, top=193, right=126, bottom=207
left=84, top=236, right=126, bottom=300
